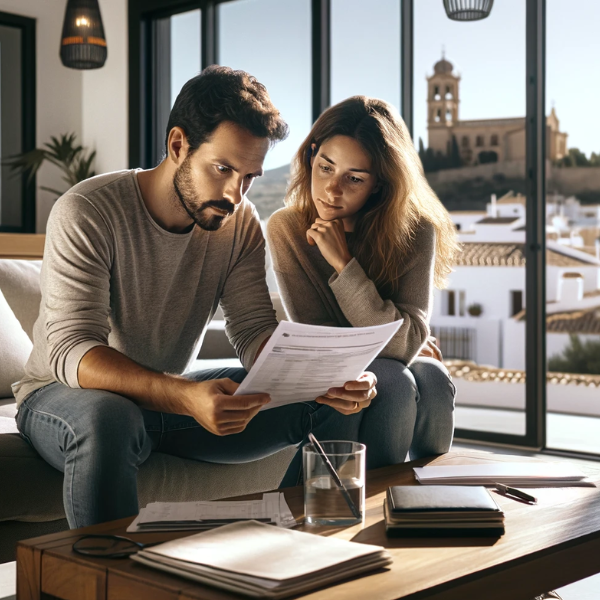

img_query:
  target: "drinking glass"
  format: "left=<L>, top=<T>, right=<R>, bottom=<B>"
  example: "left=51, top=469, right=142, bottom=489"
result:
left=303, top=441, right=366, bottom=526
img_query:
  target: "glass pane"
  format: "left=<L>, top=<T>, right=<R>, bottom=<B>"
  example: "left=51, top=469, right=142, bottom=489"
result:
left=153, top=9, right=201, bottom=165
left=170, top=10, right=201, bottom=106
left=219, top=0, right=312, bottom=218
left=415, top=0, right=527, bottom=437
left=331, top=0, right=400, bottom=112
left=545, top=0, right=600, bottom=455
left=0, top=24, right=23, bottom=229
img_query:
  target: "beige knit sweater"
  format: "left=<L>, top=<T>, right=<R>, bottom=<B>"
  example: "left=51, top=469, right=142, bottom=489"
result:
left=13, top=170, right=277, bottom=406
left=266, top=207, right=436, bottom=365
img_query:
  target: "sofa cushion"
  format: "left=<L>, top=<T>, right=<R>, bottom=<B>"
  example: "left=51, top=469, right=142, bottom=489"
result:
left=0, top=290, right=32, bottom=397
left=0, top=259, right=42, bottom=340
left=0, top=428, right=297, bottom=522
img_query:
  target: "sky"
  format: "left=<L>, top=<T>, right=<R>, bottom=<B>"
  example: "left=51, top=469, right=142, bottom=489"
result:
left=169, top=0, right=600, bottom=170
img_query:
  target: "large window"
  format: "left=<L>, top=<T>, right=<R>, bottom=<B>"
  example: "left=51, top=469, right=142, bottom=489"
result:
left=0, top=12, right=35, bottom=232
left=545, top=0, right=600, bottom=455
left=129, top=0, right=597, bottom=458
left=415, top=0, right=527, bottom=438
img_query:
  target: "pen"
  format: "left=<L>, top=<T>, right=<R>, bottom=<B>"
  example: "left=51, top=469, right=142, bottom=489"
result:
left=494, top=482, right=537, bottom=505
left=308, top=433, right=362, bottom=520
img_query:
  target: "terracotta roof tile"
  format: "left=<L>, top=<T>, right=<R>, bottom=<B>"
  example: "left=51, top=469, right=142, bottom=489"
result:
left=446, top=360, right=600, bottom=387
left=456, top=243, right=597, bottom=267
left=546, top=307, right=600, bottom=334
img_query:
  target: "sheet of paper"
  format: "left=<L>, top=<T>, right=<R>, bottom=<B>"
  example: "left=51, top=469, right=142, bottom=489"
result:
left=126, top=493, right=297, bottom=533
left=414, top=463, right=588, bottom=481
left=413, top=463, right=594, bottom=487
left=138, top=499, right=271, bottom=524
left=235, top=319, right=403, bottom=410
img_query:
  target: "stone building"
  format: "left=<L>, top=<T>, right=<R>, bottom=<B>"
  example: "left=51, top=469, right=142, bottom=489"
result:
left=426, top=56, right=568, bottom=166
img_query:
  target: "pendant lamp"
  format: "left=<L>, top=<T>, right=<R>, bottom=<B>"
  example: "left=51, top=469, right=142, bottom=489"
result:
left=60, top=0, right=107, bottom=69
left=443, top=0, right=494, bottom=21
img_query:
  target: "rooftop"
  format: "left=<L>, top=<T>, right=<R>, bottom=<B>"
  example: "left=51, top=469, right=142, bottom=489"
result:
left=456, top=243, right=599, bottom=267
left=476, top=217, right=521, bottom=225
left=446, top=360, right=600, bottom=388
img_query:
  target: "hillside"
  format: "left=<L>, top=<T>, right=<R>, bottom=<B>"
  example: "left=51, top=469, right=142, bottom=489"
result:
left=247, top=164, right=290, bottom=219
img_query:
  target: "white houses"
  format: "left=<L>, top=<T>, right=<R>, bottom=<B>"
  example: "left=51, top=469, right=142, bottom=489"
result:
left=431, top=198, right=600, bottom=370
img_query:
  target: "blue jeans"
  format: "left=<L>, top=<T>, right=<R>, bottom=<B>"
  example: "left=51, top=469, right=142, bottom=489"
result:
left=16, top=358, right=455, bottom=528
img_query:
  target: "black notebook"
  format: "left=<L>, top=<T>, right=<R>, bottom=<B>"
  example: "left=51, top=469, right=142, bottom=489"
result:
left=384, top=485, right=505, bottom=537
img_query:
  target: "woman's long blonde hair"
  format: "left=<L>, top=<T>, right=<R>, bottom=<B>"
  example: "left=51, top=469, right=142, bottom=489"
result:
left=285, top=96, right=459, bottom=292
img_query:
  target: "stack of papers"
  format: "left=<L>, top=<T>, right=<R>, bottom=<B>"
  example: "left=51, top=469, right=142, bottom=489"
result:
left=384, top=485, right=505, bottom=537
left=413, top=463, right=593, bottom=487
left=132, top=520, right=392, bottom=599
left=127, top=493, right=296, bottom=533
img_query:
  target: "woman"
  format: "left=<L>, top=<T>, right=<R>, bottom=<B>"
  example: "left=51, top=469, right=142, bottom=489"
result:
left=267, top=96, right=459, bottom=472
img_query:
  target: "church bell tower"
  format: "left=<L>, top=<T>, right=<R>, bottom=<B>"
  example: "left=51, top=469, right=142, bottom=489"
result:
left=426, top=54, right=460, bottom=153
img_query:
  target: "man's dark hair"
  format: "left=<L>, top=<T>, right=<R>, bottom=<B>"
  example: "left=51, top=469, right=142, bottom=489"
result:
left=165, top=65, right=289, bottom=154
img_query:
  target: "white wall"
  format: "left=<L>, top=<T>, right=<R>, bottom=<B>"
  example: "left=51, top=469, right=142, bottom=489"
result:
left=0, top=0, right=128, bottom=232
left=455, top=378, right=600, bottom=418
left=82, top=0, right=128, bottom=176
left=433, top=266, right=525, bottom=321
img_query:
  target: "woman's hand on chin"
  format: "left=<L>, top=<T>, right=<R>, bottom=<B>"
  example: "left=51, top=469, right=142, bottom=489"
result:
left=306, top=218, right=353, bottom=274
left=314, top=372, right=377, bottom=415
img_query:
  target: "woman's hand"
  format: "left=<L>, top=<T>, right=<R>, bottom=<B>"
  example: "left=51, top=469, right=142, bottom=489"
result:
left=315, top=372, right=377, bottom=415
left=306, top=218, right=353, bottom=274
left=418, top=337, right=443, bottom=362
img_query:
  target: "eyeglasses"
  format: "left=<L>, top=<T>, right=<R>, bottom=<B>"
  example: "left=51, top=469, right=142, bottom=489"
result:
left=72, top=534, right=157, bottom=559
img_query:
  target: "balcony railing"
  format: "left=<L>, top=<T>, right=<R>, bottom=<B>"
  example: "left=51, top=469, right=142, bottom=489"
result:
left=431, top=326, right=476, bottom=360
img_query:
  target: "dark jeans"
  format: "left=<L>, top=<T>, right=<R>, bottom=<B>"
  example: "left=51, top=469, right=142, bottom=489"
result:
left=16, top=357, right=455, bottom=528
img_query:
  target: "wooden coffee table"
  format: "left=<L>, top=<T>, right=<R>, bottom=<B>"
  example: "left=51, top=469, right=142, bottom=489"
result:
left=16, top=449, right=600, bottom=600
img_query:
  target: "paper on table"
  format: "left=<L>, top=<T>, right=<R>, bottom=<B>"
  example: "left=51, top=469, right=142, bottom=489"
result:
left=236, top=320, right=403, bottom=410
left=413, top=463, right=593, bottom=487
left=126, top=493, right=296, bottom=533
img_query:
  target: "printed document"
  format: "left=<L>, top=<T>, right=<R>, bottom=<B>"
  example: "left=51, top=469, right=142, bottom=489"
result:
left=235, top=320, right=403, bottom=410
left=127, top=493, right=296, bottom=533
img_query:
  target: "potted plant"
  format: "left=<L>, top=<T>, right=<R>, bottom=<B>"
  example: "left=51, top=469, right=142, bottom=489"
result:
left=467, top=303, right=483, bottom=317
left=3, top=133, right=96, bottom=198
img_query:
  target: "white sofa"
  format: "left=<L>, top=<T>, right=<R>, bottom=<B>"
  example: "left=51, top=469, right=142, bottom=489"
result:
left=0, top=258, right=295, bottom=562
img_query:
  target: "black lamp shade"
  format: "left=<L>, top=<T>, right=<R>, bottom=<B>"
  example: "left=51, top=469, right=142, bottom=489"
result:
left=443, top=0, right=494, bottom=21
left=60, top=0, right=107, bottom=69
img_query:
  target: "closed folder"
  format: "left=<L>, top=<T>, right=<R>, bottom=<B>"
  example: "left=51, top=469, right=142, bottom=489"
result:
left=387, top=485, right=502, bottom=514
left=384, top=486, right=505, bottom=538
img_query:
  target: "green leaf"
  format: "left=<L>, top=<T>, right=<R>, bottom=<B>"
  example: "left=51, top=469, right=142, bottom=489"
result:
left=1, top=132, right=96, bottom=196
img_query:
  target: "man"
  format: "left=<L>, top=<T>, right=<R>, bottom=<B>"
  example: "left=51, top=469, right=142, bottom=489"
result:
left=13, top=66, right=377, bottom=528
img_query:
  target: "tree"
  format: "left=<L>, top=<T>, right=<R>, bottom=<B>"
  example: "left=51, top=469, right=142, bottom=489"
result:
left=547, top=334, right=600, bottom=375
left=556, top=147, right=591, bottom=168
left=450, top=135, right=462, bottom=168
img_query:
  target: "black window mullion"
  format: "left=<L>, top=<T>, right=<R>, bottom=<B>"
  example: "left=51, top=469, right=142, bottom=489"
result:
left=312, top=0, right=330, bottom=122
left=525, top=0, right=547, bottom=450
left=400, top=0, right=413, bottom=138
left=202, top=1, right=219, bottom=68
left=150, top=18, right=171, bottom=167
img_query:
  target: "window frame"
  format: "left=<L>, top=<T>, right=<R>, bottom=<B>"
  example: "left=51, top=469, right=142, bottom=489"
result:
left=0, top=11, right=36, bottom=233
left=129, top=0, right=599, bottom=460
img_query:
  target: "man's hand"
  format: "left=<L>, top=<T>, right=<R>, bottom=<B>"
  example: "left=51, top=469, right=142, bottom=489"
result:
left=306, top=218, right=353, bottom=274
left=180, top=378, right=271, bottom=436
left=315, top=371, right=377, bottom=415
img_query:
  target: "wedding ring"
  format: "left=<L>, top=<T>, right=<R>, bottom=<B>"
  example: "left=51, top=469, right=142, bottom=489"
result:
left=354, top=401, right=359, bottom=410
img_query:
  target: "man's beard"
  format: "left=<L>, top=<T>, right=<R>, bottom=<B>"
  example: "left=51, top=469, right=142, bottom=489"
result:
left=173, top=156, right=236, bottom=232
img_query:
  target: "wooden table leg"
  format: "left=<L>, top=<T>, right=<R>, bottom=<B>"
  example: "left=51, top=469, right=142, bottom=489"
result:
left=16, top=544, right=42, bottom=600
